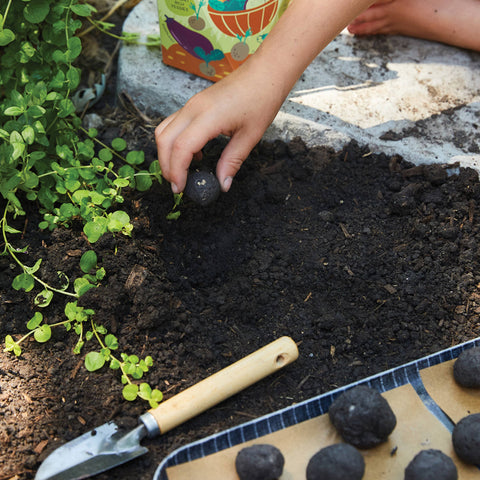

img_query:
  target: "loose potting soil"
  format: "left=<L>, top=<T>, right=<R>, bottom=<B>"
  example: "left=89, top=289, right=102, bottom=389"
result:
left=1, top=103, right=480, bottom=480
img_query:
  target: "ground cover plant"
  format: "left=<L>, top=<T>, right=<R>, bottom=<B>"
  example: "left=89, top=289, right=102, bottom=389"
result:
left=1, top=2, right=479, bottom=480
left=0, top=0, right=165, bottom=406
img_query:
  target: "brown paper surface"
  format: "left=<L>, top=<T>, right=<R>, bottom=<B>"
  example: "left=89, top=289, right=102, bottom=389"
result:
left=420, top=359, right=480, bottom=423
left=166, top=383, right=480, bottom=479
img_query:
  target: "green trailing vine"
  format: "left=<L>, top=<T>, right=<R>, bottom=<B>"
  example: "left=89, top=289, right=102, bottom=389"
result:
left=0, top=0, right=164, bottom=407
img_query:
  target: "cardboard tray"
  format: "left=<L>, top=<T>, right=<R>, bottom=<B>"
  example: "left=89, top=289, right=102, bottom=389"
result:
left=154, top=337, right=480, bottom=479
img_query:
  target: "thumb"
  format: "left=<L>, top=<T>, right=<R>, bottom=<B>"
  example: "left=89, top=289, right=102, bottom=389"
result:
left=216, top=132, right=260, bottom=192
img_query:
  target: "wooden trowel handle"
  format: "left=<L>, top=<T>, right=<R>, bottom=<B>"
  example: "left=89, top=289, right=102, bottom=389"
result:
left=147, top=336, right=298, bottom=435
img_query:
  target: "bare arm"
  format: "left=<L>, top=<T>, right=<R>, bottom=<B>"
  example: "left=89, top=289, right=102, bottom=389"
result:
left=155, top=0, right=375, bottom=193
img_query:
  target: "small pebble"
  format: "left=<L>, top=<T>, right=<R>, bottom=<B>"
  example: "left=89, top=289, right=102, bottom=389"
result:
left=452, top=413, right=480, bottom=465
left=453, top=347, right=480, bottom=388
left=328, top=385, right=397, bottom=449
left=82, top=113, right=104, bottom=130
left=306, top=443, right=365, bottom=480
left=404, top=449, right=458, bottom=480
left=184, top=170, right=220, bottom=206
left=235, top=444, right=284, bottom=480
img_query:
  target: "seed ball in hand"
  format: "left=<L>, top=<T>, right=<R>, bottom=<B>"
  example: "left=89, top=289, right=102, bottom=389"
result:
left=404, top=449, right=458, bottom=480
left=184, top=170, right=220, bottom=206
left=235, top=444, right=284, bottom=480
left=306, top=443, right=365, bottom=480
left=328, top=385, right=397, bottom=449
left=452, top=413, right=480, bottom=465
left=453, top=347, right=480, bottom=388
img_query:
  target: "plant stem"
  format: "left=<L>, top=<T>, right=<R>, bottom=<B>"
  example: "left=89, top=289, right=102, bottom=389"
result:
left=1, top=203, right=78, bottom=298
left=11, top=317, right=75, bottom=347
left=79, top=0, right=130, bottom=37
left=1, top=0, right=13, bottom=28
left=90, top=319, right=132, bottom=384
left=79, top=126, right=127, bottom=163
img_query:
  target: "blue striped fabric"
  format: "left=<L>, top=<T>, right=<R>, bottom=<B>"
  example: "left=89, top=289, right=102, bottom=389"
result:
left=154, top=337, right=480, bottom=480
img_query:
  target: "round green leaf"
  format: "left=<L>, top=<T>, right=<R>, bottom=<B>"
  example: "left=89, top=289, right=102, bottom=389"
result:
left=110, top=358, right=121, bottom=370
left=105, top=334, right=119, bottom=350
left=23, top=170, right=39, bottom=189
left=27, top=312, right=43, bottom=330
left=135, top=172, right=153, bottom=192
left=122, top=384, right=139, bottom=401
left=99, top=148, right=113, bottom=162
left=21, top=126, right=35, bottom=145
left=139, top=383, right=152, bottom=398
left=58, top=98, right=75, bottom=118
left=34, top=288, right=53, bottom=307
left=85, top=351, right=106, bottom=372
left=84, top=219, right=107, bottom=243
left=80, top=250, right=97, bottom=273
left=126, top=150, right=145, bottom=165
left=111, top=138, right=127, bottom=151
left=145, top=356, right=154, bottom=367
left=128, top=354, right=139, bottom=364
left=71, top=3, right=96, bottom=16
left=5, top=335, right=22, bottom=357
left=151, top=389, right=163, bottom=403
left=19, top=41, right=36, bottom=63
left=66, top=37, right=82, bottom=61
left=59, top=202, right=78, bottom=219
left=65, top=174, right=81, bottom=193
left=12, top=272, right=35, bottom=292
left=0, top=28, right=15, bottom=46
left=95, top=267, right=106, bottom=281
left=34, top=324, right=51, bottom=343
left=23, top=0, right=50, bottom=23
left=24, top=258, right=42, bottom=275
left=118, top=165, right=135, bottom=179
left=107, top=210, right=130, bottom=232
left=66, top=67, right=80, bottom=89
left=113, top=178, right=130, bottom=188
left=74, top=277, right=96, bottom=297
left=11, top=141, right=25, bottom=161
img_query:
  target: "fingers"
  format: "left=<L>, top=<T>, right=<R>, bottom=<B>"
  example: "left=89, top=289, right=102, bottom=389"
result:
left=347, top=0, right=394, bottom=34
left=348, top=18, right=386, bottom=36
left=216, top=130, right=262, bottom=192
left=155, top=112, right=209, bottom=193
left=155, top=113, right=179, bottom=187
left=157, top=112, right=258, bottom=194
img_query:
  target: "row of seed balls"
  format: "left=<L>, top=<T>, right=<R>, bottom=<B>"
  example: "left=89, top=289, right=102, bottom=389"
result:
left=234, top=346, right=480, bottom=480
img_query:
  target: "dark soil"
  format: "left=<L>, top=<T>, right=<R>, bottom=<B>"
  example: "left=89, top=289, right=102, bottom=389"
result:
left=1, top=28, right=480, bottom=480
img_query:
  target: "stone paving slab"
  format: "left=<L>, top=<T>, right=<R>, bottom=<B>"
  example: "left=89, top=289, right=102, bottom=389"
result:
left=118, top=0, right=480, bottom=170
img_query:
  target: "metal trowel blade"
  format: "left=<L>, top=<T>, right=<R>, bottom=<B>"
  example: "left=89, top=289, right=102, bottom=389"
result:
left=35, top=421, right=148, bottom=480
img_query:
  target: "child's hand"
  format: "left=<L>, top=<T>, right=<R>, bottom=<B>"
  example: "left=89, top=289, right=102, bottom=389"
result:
left=155, top=60, right=288, bottom=194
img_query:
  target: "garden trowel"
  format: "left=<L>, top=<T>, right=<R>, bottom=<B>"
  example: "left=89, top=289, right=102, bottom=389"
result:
left=35, top=336, right=298, bottom=480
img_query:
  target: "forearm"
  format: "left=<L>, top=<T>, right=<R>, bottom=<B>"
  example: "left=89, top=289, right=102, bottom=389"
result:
left=248, top=0, right=376, bottom=98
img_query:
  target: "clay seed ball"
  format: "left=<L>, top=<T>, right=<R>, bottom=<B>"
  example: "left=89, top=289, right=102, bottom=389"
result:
left=306, top=443, right=365, bottom=480
left=235, top=444, right=285, bottom=480
left=184, top=170, right=220, bottom=206
left=328, top=385, right=397, bottom=449
left=452, top=413, right=480, bottom=465
left=404, top=449, right=458, bottom=480
left=453, top=347, right=480, bottom=388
